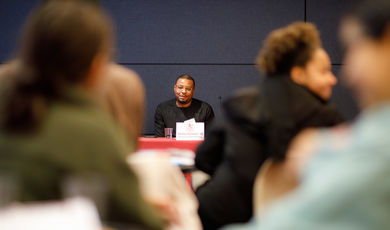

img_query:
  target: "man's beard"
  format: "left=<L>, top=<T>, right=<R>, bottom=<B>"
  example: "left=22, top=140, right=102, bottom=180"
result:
left=177, top=98, right=192, bottom=105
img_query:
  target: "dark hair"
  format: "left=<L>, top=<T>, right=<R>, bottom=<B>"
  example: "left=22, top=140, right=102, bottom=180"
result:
left=176, top=74, right=195, bottom=88
left=256, top=22, right=322, bottom=76
left=345, top=0, right=390, bottom=39
left=1, top=1, right=112, bottom=133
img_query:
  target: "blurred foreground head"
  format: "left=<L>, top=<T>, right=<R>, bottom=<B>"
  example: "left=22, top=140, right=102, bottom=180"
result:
left=341, top=0, right=390, bottom=109
left=1, top=0, right=113, bottom=133
left=257, top=22, right=337, bottom=100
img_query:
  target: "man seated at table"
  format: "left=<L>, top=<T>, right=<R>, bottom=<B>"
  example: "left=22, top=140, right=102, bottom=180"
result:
left=154, top=74, right=215, bottom=137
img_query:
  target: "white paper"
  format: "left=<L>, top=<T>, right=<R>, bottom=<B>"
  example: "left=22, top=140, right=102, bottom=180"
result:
left=176, top=122, right=204, bottom=140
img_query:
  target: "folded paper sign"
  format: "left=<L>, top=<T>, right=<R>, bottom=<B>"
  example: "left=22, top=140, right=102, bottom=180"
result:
left=176, top=118, right=204, bottom=140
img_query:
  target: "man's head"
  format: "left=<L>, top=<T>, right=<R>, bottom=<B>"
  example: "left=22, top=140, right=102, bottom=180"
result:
left=174, top=74, right=195, bottom=107
left=341, top=0, right=390, bottom=109
left=257, top=22, right=337, bottom=100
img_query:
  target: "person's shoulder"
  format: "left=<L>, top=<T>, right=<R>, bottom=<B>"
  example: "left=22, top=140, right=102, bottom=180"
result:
left=155, top=99, right=177, bottom=114
left=316, top=103, right=345, bottom=124
left=280, top=77, right=324, bottom=108
left=99, top=63, right=144, bottom=93
left=222, top=85, right=264, bottom=124
left=0, top=60, right=22, bottom=89
left=50, top=91, right=125, bottom=140
left=224, top=85, right=261, bottom=112
left=288, top=84, right=344, bottom=124
left=106, top=63, right=140, bottom=81
left=157, top=99, right=176, bottom=108
left=193, top=98, right=213, bottom=109
left=0, top=60, right=19, bottom=78
left=53, top=99, right=131, bottom=152
left=231, top=85, right=260, bottom=100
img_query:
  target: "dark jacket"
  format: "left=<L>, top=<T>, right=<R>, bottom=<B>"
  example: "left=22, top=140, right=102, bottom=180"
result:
left=195, top=76, right=344, bottom=229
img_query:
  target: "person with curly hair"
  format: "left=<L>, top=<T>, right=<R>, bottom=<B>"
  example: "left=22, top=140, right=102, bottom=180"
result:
left=224, top=0, right=390, bottom=229
left=195, top=22, right=344, bottom=229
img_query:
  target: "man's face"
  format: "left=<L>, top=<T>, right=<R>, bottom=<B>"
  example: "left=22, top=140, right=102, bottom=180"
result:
left=174, top=78, right=195, bottom=105
left=340, top=18, right=390, bottom=109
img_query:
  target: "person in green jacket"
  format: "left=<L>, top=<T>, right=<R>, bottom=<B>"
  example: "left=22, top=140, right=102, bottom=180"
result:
left=0, top=1, right=164, bottom=229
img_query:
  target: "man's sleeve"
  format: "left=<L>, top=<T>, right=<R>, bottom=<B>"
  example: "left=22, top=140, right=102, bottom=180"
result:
left=154, top=105, right=165, bottom=137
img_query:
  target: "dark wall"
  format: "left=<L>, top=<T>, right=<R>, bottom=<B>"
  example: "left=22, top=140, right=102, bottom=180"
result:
left=0, top=0, right=358, bottom=135
left=0, top=0, right=40, bottom=61
left=306, top=0, right=359, bottom=120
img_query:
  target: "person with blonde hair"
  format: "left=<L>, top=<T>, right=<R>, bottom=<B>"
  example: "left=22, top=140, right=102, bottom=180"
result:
left=95, top=63, right=145, bottom=149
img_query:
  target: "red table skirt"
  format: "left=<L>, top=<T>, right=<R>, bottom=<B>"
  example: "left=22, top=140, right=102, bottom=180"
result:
left=138, top=137, right=203, bottom=152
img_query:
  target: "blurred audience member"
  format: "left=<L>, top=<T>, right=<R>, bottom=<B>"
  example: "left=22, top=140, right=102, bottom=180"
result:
left=95, top=63, right=145, bottom=149
left=224, top=0, right=390, bottom=229
left=128, top=152, right=203, bottom=230
left=0, top=1, right=163, bottom=229
left=96, top=65, right=205, bottom=229
left=195, top=22, right=344, bottom=229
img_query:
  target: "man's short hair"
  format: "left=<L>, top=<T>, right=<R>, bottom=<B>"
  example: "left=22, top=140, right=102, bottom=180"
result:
left=176, top=74, right=195, bottom=88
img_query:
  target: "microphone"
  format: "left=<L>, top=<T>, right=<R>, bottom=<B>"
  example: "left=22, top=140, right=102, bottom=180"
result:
left=218, top=96, right=222, bottom=112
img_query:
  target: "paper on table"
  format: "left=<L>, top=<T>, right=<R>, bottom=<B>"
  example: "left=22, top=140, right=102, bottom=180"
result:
left=176, top=121, right=204, bottom=140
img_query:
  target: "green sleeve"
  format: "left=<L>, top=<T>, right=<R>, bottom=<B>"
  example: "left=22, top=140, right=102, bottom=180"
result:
left=92, top=120, right=165, bottom=229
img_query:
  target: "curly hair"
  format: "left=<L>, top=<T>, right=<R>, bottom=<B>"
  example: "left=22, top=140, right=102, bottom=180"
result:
left=256, top=22, right=322, bottom=76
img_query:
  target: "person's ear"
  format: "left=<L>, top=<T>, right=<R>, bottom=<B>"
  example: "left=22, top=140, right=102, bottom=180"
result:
left=290, top=66, right=306, bottom=85
left=83, top=53, right=108, bottom=90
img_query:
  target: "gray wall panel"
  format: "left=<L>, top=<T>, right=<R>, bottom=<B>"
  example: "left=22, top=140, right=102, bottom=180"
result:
left=306, top=0, right=354, bottom=64
left=125, top=64, right=262, bottom=134
left=331, top=65, right=359, bottom=120
left=0, top=0, right=360, bottom=136
left=101, top=0, right=304, bottom=64
left=133, top=64, right=359, bottom=134
left=0, top=0, right=40, bottom=62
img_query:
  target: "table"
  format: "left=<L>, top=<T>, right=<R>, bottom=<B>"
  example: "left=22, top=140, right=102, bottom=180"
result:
left=138, top=137, right=203, bottom=152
